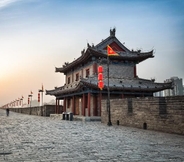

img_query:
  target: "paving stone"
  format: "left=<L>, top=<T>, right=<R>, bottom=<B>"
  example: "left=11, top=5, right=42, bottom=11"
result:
left=0, top=109, right=184, bottom=162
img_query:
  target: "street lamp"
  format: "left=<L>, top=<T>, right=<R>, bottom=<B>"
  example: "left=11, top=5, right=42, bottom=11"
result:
left=21, top=96, right=24, bottom=107
left=99, top=56, right=112, bottom=126
left=98, top=45, right=118, bottom=126
left=106, top=45, right=119, bottom=126
left=28, top=94, right=32, bottom=107
left=20, top=97, right=23, bottom=107
left=38, top=84, right=44, bottom=106
left=107, top=56, right=112, bottom=126
left=39, top=89, right=44, bottom=106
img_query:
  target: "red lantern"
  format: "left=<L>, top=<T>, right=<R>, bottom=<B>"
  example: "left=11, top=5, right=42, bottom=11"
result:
left=98, top=81, right=104, bottom=90
left=38, top=93, right=40, bottom=102
left=98, top=66, right=104, bottom=90
left=98, top=73, right=103, bottom=80
left=98, top=66, right=103, bottom=73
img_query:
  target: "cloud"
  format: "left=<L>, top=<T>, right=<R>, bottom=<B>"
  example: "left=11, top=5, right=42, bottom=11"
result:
left=0, top=0, right=20, bottom=9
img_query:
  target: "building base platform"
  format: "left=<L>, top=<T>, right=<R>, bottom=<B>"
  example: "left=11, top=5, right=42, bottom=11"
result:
left=74, top=116, right=101, bottom=122
left=50, top=114, right=101, bottom=122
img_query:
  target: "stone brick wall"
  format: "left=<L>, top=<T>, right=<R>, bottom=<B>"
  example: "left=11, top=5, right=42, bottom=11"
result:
left=9, top=105, right=56, bottom=117
left=101, top=96, right=184, bottom=135
left=102, top=63, right=134, bottom=78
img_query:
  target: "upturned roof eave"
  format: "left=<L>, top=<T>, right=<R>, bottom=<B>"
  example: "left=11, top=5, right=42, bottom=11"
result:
left=46, top=84, right=172, bottom=96
left=46, top=81, right=83, bottom=96
left=55, top=49, right=154, bottom=73
left=45, top=86, right=65, bottom=95
left=88, top=48, right=154, bottom=62
left=55, top=42, right=154, bottom=73
left=81, top=80, right=173, bottom=93
left=55, top=48, right=106, bottom=73
left=45, top=89, right=56, bottom=96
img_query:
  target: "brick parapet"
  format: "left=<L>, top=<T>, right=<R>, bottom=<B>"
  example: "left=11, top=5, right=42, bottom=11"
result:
left=101, top=96, right=184, bottom=135
left=8, top=105, right=56, bottom=117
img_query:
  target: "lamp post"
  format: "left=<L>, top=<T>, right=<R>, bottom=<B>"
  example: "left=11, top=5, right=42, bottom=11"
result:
left=99, top=56, right=112, bottom=126
left=28, top=94, right=32, bottom=107
left=107, top=56, right=112, bottom=126
left=21, top=96, right=24, bottom=107
left=98, top=45, right=117, bottom=126
left=16, top=99, right=19, bottom=107
left=20, top=96, right=23, bottom=107
left=39, top=89, right=44, bottom=106
left=39, top=85, right=44, bottom=116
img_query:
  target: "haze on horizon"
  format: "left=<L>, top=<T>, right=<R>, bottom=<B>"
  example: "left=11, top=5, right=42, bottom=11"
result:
left=0, top=0, right=184, bottom=106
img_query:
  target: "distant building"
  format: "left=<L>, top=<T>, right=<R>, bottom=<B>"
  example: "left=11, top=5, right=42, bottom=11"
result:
left=153, top=91, right=164, bottom=97
left=164, top=77, right=183, bottom=96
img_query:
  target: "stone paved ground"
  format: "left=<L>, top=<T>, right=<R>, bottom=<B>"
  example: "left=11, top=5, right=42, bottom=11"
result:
left=0, top=109, right=184, bottom=162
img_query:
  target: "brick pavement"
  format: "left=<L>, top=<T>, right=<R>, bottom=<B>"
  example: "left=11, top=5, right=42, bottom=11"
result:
left=0, top=109, right=184, bottom=162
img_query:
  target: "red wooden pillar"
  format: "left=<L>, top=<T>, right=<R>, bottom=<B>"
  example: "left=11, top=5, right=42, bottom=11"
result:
left=88, top=92, right=91, bottom=116
left=72, top=96, right=75, bottom=114
left=99, top=92, right=102, bottom=116
left=58, top=99, right=60, bottom=114
left=93, top=95, right=97, bottom=116
left=55, top=99, right=57, bottom=114
left=63, top=98, right=66, bottom=112
left=82, top=94, right=85, bottom=116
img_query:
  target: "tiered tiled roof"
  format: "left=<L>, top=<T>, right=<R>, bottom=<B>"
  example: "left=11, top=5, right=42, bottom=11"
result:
left=46, top=81, right=82, bottom=96
left=46, top=76, right=173, bottom=96
left=55, top=29, right=154, bottom=73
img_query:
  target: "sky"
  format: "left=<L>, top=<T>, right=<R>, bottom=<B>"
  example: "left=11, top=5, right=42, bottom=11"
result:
left=0, top=0, right=184, bottom=106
